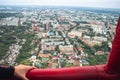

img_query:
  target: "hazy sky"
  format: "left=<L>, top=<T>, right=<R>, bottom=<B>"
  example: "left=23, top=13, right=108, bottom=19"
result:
left=0, top=0, right=120, bottom=8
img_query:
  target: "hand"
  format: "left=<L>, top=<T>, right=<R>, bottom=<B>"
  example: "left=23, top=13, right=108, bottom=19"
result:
left=14, top=64, right=36, bottom=80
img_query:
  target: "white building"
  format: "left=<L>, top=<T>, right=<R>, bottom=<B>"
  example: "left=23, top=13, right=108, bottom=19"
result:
left=93, top=36, right=107, bottom=42
left=91, top=25, right=103, bottom=34
left=68, top=30, right=82, bottom=38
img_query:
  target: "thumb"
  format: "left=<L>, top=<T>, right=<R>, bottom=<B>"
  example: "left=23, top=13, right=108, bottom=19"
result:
left=22, top=75, right=29, bottom=80
left=22, top=66, right=36, bottom=80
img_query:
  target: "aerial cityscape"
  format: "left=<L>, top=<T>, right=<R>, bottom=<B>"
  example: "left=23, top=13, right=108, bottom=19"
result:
left=0, top=5, right=119, bottom=68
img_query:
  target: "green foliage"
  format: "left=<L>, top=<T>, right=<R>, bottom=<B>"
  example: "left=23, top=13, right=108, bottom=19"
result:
left=77, top=38, right=109, bottom=65
left=87, top=55, right=108, bottom=65
left=77, top=38, right=95, bottom=55
left=16, top=34, right=35, bottom=63
left=58, top=31, right=62, bottom=36
left=0, top=25, right=31, bottom=58
left=0, top=13, right=18, bottom=18
left=20, top=59, right=32, bottom=66
left=0, top=43, right=9, bottom=58
left=61, top=61, right=66, bottom=67
left=2, top=60, right=9, bottom=66
left=65, top=63, right=74, bottom=67
left=93, top=41, right=110, bottom=52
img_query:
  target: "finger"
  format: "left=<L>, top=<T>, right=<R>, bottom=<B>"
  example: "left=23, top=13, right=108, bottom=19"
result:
left=22, top=75, right=29, bottom=80
left=27, top=66, right=37, bottom=70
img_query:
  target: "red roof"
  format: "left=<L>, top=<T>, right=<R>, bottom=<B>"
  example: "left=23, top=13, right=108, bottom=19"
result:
left=78, top=48, right=83, bottom=51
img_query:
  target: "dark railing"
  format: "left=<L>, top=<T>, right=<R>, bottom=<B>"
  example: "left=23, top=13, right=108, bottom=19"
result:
left=13, top=17, right=120, bottom=80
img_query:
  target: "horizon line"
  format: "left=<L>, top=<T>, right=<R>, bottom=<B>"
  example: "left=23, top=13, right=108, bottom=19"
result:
left=0, top=4, right=120, bottom=9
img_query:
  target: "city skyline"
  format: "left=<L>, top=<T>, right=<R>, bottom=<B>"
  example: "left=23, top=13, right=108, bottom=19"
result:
left=0, top=0, right=120, bottom=9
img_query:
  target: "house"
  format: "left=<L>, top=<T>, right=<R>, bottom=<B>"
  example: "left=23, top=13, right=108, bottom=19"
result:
left=95, top=51, right=105, bottom=55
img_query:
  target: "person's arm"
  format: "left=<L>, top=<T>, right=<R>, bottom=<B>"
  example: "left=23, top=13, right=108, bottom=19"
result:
left=14, top=65, right=36, bottom=80
left=0, top=65, right=36, bottom=80
left=0, top=66, right=15, bottom=79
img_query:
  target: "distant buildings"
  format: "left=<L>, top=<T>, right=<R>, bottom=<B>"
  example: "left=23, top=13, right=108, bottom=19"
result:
left=4, top=17, right=19, bottom=26
left=59, top=45, right=75, bottom=56
left=91, top=24, right=103, bottom=34
left=0, top=6, right=118, bottom=68
left=68, top=30, right=82, bottom=38
left=5, top=44, right=22, bottom=65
